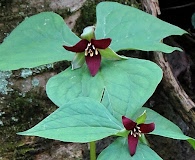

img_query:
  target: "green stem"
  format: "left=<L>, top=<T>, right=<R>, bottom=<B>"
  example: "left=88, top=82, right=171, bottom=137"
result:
left=90, top=141, right=96, bottom=160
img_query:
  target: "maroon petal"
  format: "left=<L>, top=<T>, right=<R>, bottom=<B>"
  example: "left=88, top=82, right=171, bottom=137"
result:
left=63, top=39, right=88, bottom=52
left=128, top=134, right=139, bottom=156
left=122, top=116, right=137, bottom=131
left=91, top=38, right=111, bottom=49
left=139, top=123, right=155, bottom=134
left=85, top=53, right=101, bottom=76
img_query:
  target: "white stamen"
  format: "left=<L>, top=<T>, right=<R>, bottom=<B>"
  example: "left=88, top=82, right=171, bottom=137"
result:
left=130, top=125, right=142, bottom=138
left=85, top=43, right=98, bottom=57
left=85, top=50, right=88, bottom=56
left=95, top=49, right=98, bottom=55
left=90, top=50, right=93, bottom=57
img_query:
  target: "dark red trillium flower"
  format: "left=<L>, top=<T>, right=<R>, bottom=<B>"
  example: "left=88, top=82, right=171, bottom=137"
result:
left=63, top=38, right=111, bottom=76
left=122, top=116, right=155, bottom=156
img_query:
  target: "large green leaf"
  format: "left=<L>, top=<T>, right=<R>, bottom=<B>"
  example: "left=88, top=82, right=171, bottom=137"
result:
left=18, top=97, right=123, bottom=143
left=46, top=58, right=162, bottom=120
left=97, top=137, right=162, bottom=160
left=0, top=12, right=79, bottom=71
left=95, top=2, right=187, bottom=53
left=133, top=107, right=195, bottom=149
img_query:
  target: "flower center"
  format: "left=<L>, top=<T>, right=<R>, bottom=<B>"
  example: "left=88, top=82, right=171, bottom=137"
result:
left=130, top=125, right=142, bottom=138
left=85, top=43, right=98, bottom=57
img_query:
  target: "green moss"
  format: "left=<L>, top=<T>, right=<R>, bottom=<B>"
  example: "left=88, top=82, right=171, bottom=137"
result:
left=56, top=8, right=72, bottom=18
left=73, top=0, right=96, bottom=35
left=0, top=90, right=56, bottom=159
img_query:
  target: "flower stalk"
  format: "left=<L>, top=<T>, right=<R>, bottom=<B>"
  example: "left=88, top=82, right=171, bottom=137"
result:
left=90, top=141, right=96, bottom=160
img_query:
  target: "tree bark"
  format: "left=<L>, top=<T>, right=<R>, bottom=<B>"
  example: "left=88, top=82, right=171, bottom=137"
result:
left=152, top=52, right=195, bottom=128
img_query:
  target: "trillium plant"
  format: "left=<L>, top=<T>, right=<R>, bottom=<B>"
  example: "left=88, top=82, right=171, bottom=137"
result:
left=0, top=2, right=195, bottom=160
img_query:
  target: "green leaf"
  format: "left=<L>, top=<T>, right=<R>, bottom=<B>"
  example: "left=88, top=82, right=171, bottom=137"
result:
left=95, top=2, right=187, bottom=53
left=71, top=52, right=85, bottom=70
left=18, top=97, right=122, bottom=143
left=134, top=107, right=195, bottom=149
left=46, top=58, right=162, bottom=120
left=0, top=12, right=80, bottom=71
left=97, top=137, right=162, bottom=160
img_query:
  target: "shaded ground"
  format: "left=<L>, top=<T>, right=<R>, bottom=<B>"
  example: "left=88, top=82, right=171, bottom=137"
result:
left=0, top=0, right=195, bottom=160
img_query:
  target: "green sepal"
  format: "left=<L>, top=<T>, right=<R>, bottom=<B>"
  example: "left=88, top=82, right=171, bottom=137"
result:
left=136, top=110, right=147, bottom=124
left=115, top=128, right=129, bottom=138
left=71, top=52, right=85, bottom=70
left=99, top=47, right=128, bottom=60
left=81, top=26, right=95, bottom=41
left=139, top=134, right=149, bottom=146
left=188, top=139, right=195, bottom=149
